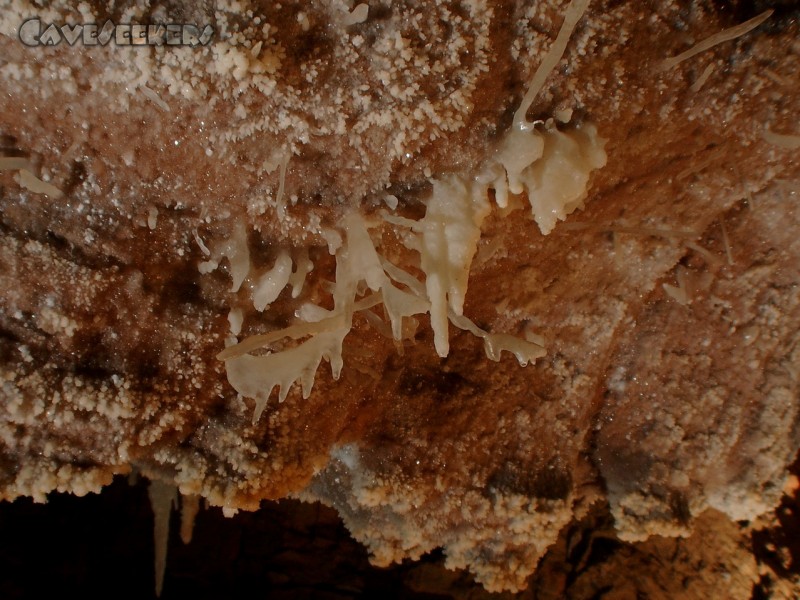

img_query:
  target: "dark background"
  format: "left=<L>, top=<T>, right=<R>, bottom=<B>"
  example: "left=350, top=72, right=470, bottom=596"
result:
left=0, top=454, right=798, bottom=600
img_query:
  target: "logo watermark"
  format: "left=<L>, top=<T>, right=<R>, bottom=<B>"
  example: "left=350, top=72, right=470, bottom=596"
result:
left=19, top=19, right=214, bottom=47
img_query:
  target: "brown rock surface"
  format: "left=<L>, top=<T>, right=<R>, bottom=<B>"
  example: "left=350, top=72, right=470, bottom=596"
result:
left=0, top=0, right=798, bottom=595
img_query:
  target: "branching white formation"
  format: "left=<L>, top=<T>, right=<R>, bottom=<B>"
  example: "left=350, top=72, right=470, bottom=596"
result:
left=413, top=175, right=490, bottom=356
left=216, top=118, right=604, bottom=418
left=491, top=123, right=607, bottom=234
left=221, top=212, right=426, bottom=420
left=207, top=0, right=606, bottom=419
